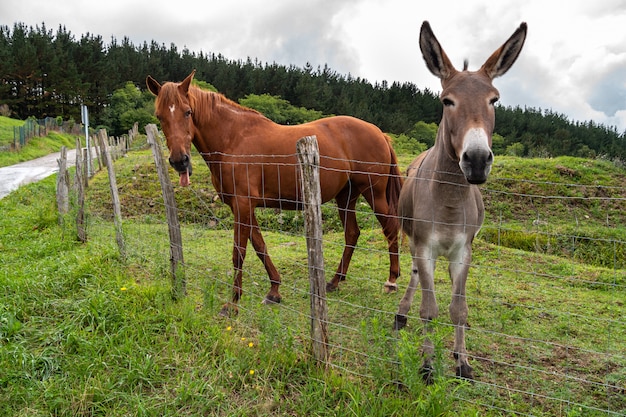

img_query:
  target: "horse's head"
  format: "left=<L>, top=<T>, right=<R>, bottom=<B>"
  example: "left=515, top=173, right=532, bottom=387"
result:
left=420, top=21, right=527, bottom=184
left=146, top=70, right=197, bottom=186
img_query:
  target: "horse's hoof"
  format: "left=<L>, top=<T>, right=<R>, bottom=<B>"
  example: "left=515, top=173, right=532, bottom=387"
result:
left=262, top=294, right=281, bottom=305
left=393, top=314, right=407, bottom=330
left=326, top=282, right=338, bottom=292
left=219, top=304, right=238, bottom=317
left=456, top=363, right=475, bottom=381
left=384, top=282, right=398, bottom=293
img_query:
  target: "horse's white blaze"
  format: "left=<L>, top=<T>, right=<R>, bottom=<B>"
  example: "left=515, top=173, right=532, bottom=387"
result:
left=169, top=104, right=176, bottom=114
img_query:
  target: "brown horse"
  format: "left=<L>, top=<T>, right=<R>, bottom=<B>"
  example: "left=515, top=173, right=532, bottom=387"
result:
left=146, top=71, right=403, bottom=316
left=393, top=21, right=527, bottom=382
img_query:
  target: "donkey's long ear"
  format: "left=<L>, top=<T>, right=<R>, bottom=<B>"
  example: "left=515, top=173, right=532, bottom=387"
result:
left=146, top=75, right=161, bottom=96
left=481, top=22, right=527, bottom=79
left=179, top=69, right=197, bottom=94
left=419, top=21, right=457, bottom=81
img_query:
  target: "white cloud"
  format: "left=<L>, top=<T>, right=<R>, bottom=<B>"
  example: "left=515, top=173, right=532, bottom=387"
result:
left=1, top=0, right=626, bottom=131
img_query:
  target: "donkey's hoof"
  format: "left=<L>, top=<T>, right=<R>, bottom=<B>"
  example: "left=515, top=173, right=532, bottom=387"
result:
left=383, top=282, right=398, bottom=293
left=262, top=294, right=282, bottom=305
left=393, top=314, right=408, bottom=331
left=456, top=363, right=475, bottom=381
left=421, top=364, right=435, bottom=385
left=219, top=304, right=239, bottom=318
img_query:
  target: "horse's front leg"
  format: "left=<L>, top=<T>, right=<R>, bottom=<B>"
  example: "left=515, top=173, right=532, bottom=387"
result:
left=249, top=216, right=282, bottom=305
left=220, top=217, right=251, bottom=317
left=449, top=245, right=474, bottom=380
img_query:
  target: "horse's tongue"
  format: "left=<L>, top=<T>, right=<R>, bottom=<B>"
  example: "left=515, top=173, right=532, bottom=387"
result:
left=179, top=170, right=190, bottom=187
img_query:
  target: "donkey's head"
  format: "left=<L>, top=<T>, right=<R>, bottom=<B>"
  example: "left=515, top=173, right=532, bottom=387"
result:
left=420, top=21, right=527, bottom=184
left=146, top=70, right=197, bottom=186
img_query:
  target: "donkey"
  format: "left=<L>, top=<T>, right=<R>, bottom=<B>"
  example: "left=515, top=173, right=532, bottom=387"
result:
left=394, top=21, right=527, bottom=382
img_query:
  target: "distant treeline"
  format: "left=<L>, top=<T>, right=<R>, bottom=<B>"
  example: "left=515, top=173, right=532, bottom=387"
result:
left=1, top=22, right=624, bottom=159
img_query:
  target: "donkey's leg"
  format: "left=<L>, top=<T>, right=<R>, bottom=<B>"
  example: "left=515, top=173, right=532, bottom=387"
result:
left=248, top=213, right=282, bottom=305
left=395, top=245, right=438, bottom=383
left=449, top=245, right=474, bottom=380
left=394, top=251, right=420, bottom=330
left=326, top=189, right=360, bottom=291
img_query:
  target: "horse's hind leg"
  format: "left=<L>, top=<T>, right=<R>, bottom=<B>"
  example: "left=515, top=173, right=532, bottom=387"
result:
left=326, top=189, right=360, bottom=291
left=362, top=186, right=400, bottom=293
left=249, top=222, right=282, bottom=305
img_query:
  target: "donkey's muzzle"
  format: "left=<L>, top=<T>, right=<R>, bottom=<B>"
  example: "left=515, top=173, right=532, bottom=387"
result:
left=460, top=150, right=493, bottom=184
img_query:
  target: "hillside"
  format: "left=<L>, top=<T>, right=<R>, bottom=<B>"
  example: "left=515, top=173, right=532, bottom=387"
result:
left=0, top=116, right=81, bottom=167
left=0, top=115, right=23, bottom=148
left=84, top=147, right=626, bottom=270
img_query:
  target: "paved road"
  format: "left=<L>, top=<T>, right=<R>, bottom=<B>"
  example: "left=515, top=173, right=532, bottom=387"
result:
left=0, top=149, right=80, bottom=199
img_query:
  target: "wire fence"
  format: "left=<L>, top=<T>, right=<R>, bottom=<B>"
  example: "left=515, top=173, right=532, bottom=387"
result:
left=82, top=140, right=625, bottom=416
left=12, top=116, right=83, bottom=149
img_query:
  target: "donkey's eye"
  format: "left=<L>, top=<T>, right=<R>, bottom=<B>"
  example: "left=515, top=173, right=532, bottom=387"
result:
left=442, top=98, right=455, bottom=107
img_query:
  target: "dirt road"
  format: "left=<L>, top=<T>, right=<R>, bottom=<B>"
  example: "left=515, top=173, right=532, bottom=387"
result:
left=0, top=149, right=80, bottom=199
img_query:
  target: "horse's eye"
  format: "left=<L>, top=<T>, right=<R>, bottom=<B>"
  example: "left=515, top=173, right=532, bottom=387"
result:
left=442, top=98, right=455, bottom=107
left=185, top=110, right=192, bottom=118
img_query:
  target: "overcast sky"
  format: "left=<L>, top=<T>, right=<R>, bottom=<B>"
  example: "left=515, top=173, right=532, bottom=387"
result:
left=2, top=0, right=626, bottom=132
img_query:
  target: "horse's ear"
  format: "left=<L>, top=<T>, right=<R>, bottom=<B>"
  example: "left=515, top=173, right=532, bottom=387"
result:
left=480, top=22, right=527, bottom=79
left=179, top=69, right=197, bottom=94
left=419, top=21, right=457, bottom=81
left=146, top=75, right=161, bottom=96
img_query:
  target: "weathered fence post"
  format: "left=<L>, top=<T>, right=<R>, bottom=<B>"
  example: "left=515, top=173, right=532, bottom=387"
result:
left=75, top=138, right=87, bottom=243
left=97, top=129, right=126, bottom=260
left=296, top=135, right=329, bottom=367
left=56, top=146, right=70, bottom=224
left=145, top=124, right=186, bottom=300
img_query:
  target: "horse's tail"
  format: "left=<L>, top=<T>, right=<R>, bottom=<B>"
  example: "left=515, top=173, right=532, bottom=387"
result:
left=385, top=135, right=403, bottom=217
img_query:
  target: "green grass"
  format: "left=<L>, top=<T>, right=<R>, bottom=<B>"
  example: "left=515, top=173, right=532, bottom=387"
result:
left=0, top=115, right=24, bottom=148
left=0, top=116, right=83, bottom=167
left=0, top=147, right=624, bottom=416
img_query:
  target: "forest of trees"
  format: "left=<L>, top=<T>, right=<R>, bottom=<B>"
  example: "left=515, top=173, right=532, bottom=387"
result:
left=1, top=22, right=624, bottom=159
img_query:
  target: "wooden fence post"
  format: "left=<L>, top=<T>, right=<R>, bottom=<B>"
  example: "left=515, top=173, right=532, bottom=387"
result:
left=296, top=135, right=329, bottom=367
left=75, top=138, right=87, bottom=243
left=145, top=124, right=186, bottom=300
left=97, top=129, right=126, bottom=260
left=56, top=146, right=69, bottom=224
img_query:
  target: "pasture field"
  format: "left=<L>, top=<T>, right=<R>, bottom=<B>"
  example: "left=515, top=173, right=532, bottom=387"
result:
left=0, top=145, right=624, bottom=416
left=0, top=116, right=81, bottom=167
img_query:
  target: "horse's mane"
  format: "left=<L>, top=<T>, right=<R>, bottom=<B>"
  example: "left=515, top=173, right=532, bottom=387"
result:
left=188, top=86, right=266, bottom=120
left=155, top=82, right=266, bottom=123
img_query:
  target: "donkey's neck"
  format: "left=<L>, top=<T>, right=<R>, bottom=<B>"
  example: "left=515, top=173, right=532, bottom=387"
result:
left=423, top=129, right=474, bottom=202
